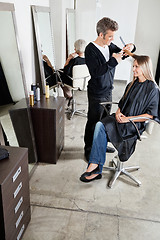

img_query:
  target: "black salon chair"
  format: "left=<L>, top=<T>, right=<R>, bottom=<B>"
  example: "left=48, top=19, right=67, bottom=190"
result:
left=100, top=101, right=160, bottom=188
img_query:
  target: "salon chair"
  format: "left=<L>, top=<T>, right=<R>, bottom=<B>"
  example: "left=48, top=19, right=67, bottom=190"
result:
left=100, top=101, right=159, bottom=188
left=61, top=64, right=90, bottom=119
left=45, top=72, right=59, bottom=89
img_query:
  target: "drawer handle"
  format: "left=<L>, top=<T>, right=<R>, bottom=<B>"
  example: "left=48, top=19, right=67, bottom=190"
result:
left=14, top=182, right=22, bottom=199
left=17, top=224, right=25, bottom=240
left=13, top=166, right=21, bottom=182
left=16, top=211, right=24, bottom=228
left=59, top=106, right=63, bottom=113
left=15, top=196, right=23, bottom=214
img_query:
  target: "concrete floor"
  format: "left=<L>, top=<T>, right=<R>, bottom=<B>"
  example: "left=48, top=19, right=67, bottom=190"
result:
left=22, top=81, right=160, bottom=240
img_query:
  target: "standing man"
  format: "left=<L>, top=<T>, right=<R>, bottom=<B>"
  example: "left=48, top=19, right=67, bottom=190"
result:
left=84, top=17, right=136, bottom=161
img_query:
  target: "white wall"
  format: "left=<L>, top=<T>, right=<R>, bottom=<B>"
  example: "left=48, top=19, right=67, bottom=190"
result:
left=51, top=0, right=160, bottom=83
left=1, top=0, right=159, bottom=91
left=134, top=0, right=160, bottom=76
left=50, top=0, right=74, bottom=69
left=0, top=0, right=49, bottom=94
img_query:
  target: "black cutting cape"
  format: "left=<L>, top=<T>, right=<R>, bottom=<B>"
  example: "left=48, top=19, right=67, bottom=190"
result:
left=101, top=79, right=160, bottom=162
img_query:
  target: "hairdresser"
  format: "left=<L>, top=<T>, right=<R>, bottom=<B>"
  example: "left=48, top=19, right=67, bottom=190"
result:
left=84, top=17, right=136, bottom=162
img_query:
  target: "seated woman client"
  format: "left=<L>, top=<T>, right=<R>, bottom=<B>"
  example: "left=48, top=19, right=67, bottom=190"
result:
left=80, top=55, right=160, bottom=182
left=58, top=39, right=86, bottom=101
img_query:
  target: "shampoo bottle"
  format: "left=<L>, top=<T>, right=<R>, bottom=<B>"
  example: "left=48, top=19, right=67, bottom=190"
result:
left=29, top=91, right=34, bottom=107
left=31, top=83, right=37, bottom=102
left=45, top=82, right=49, bottom=99
left=36, top=83, right=40, bottom=101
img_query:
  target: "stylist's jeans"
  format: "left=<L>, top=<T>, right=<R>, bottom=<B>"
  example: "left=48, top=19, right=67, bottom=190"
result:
left=84, top=91, right=112, bottom=156
left=88, top=122, right=108, bottom=173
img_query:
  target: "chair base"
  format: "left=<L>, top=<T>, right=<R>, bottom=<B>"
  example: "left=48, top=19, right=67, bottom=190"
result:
left=65, top=99, right=87, bottom=120
left=103, top=156, right=141, bottom=188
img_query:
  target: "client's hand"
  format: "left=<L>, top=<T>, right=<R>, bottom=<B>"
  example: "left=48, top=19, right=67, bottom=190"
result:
left=64, top=52, right=78, bottom=67
left=119, top=116, right=130, bottom=123
left=70, top=52, right=78, bottom=58
left=43, top=54, right=49, bottom=62
left=116, top=109, right=129, bottom=123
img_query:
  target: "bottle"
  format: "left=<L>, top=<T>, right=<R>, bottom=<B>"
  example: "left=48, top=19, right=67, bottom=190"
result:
left=45, top=82, right=49, bottom=99
left=36, top=83, right=40, bottom=101
left=53, top=89, right=57, bottom=98
left=29, top=91, right=34, bottom=107
left=31, top=83, right=37, bottom=102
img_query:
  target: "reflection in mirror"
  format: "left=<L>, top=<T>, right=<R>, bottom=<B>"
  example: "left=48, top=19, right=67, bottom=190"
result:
left=0, top=3, right=37, bottom=174
left=32, top=6, right=56, bottom=94
left=66, top=9, right=76, bottom=58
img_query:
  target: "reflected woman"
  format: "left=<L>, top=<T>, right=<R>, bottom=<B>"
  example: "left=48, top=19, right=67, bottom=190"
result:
left=80, top=55, right=160, bottom=182
left=59, top=39, right=87, bottom=102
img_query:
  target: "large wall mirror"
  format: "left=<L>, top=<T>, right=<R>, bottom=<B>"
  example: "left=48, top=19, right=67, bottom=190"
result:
left=0, top=3, right=37, bottom=174
left=32, top=5, right=56, bottom=94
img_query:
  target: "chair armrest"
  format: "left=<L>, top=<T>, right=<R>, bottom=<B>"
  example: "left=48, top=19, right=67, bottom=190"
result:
left=100, top=101, right=118, bottom=115
left=128, top=117, right=152, bottom=141
left=128, top=116, right=151, bottom=121
left=100, top=101, right=119, bottom=105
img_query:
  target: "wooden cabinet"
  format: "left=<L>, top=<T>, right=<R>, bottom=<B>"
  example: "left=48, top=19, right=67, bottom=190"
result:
left=30, top=96, right=65, bottom=164
left=9, top=96, right=65, bottom=164
left=0, top=146, right=30, bottom=240
left=9, top=99, right=37, bottom=164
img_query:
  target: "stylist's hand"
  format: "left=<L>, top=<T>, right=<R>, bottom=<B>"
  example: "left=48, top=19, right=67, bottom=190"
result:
left=122, top=43, right=134, bottom=56
left=112, top=52, right=123, bottom=63
left=123, top=43, right=134, bottom=51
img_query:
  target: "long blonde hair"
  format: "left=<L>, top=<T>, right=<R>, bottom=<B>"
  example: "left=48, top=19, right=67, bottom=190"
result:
left=124, top=55, right=155, bottom=98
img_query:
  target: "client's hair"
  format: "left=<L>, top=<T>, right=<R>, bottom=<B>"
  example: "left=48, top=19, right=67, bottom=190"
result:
left=133, top=55, right=154, bottom=81
left=124, top=55, right=155, bottom=98
left=74, top=39, right=87, bottom=54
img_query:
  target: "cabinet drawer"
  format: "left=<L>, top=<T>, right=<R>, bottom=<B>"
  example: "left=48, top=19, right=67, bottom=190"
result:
left=6, top=207, right=31, bottom=240
left=2, top=155, right=28, bottom=199
left=2, top=161, right=29, bottom=216
left=0, top=146, right=30, bottom=240
left=4, top=187, right=30, bottom=235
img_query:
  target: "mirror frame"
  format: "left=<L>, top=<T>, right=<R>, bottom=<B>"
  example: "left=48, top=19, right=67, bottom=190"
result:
left=0, top=2, right=38, bottom=176
left=31, top=5, right=55, bottom=94
left=66, top=8, right=76, bottom=58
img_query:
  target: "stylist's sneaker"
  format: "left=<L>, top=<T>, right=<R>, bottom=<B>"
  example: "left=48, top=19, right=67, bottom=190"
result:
left=106, top=146, right=115, bottom=153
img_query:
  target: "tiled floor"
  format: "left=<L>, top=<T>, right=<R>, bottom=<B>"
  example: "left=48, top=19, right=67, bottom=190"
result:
left=22, top=81, right=160, bottom=240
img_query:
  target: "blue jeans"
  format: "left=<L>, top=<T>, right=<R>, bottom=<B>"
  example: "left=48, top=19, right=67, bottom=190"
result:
left=88, top=122, right=108, bottom=173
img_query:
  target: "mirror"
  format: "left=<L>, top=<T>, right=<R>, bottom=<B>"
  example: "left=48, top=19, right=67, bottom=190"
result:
left=66, top=9, right=76, bottom=58
left=32, top=6, right=56, bottom=94
left=0, top=3, right=37, bottom=174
